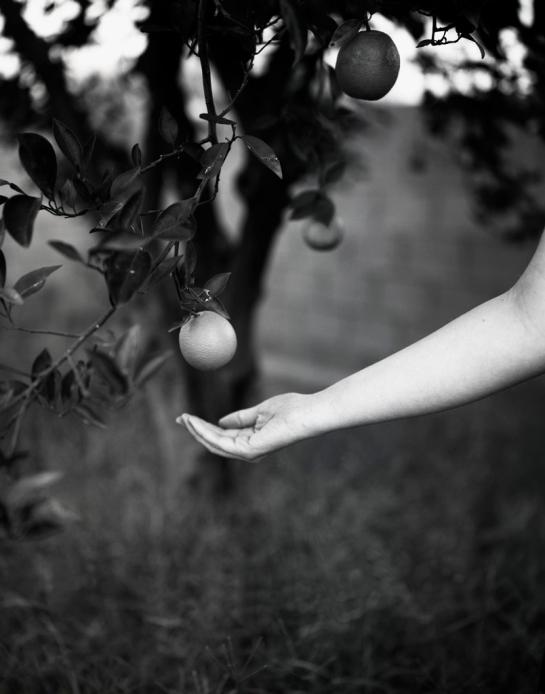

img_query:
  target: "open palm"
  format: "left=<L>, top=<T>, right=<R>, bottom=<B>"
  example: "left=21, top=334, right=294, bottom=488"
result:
left=177, top=393, right=311, bottom=461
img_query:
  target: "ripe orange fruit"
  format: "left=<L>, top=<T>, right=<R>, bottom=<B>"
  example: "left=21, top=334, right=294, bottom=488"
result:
left=302, top=218, right=343, bottom=251
left=178, top=311, right=237, bottom=370
left=335, top=30, right=400, bottom=100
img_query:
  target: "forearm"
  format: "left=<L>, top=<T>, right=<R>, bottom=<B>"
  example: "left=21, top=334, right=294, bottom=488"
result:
left=306, top=288, right=545, bottom=433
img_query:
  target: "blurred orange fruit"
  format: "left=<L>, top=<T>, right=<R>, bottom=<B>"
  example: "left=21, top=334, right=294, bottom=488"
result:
left=178, top=311, right=237, bottom=370
left=302, top=218, right=343, bottom=251
left=335, top=30, right=400, bottom=100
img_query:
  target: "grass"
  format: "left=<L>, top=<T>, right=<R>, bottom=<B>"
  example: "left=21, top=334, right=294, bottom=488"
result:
left=1, top=196, right=545, bottom=692
left=1, top=344, right=545, bottom=693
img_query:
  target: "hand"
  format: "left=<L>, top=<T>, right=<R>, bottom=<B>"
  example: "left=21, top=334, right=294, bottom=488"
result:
left=176, top=393, right=313, bottom=461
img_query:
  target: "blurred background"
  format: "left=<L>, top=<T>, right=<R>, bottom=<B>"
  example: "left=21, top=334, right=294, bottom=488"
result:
left=1, top=1, right=545, bottom=692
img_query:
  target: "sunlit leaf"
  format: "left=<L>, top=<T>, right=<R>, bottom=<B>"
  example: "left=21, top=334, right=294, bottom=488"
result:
left=242, top=135, right=283, bottom=179
left=3, top=195, right=42, bottom=247
left=17, top=133, right=57, bottom=199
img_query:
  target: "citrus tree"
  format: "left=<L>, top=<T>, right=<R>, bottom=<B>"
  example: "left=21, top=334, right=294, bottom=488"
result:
left=1, top=0, right=544, bottom=534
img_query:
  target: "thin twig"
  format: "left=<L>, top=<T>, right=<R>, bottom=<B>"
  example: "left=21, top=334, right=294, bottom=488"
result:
left=9, top=306, right=116, bottom=410
left=1, top=324, right=79, bottom=339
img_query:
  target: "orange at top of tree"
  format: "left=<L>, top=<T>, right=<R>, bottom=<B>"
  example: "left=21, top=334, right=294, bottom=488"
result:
left=335, top=29, right=400, bottom=101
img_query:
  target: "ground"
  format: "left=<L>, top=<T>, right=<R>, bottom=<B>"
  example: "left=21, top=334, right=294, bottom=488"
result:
left=1, top=363, right=545, bottom=693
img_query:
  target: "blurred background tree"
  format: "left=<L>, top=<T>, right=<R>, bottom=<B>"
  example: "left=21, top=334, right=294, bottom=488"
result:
left=1, top=0, right=544, bottom=497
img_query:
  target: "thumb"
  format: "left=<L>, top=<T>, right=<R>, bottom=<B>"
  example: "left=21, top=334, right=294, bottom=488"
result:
left=219, top=405, right=260, bottom=428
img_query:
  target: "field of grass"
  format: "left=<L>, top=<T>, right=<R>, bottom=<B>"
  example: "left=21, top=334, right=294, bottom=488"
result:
left=1, top=328, right=545, bottom=693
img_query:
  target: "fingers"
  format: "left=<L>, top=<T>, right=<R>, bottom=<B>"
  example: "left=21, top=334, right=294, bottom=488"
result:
left=177, top=414, right=259, bottom=461
left=218, top=405, right=260, bottom=429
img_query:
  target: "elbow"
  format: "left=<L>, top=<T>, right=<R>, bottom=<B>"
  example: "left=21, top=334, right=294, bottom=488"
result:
left=506, top=276, right=545, bottom=342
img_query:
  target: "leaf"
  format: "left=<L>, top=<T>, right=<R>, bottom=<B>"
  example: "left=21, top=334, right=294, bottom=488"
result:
left=279, top=0, right=308, bottom=63
left=152, top=200, right=196, bottom=241
left=416, top=38, right=432, bottom=48
left=6, top=471, right=63, bottom=510
left=322, top=161, right=346, bottom=185
left=0, top=219, right=5, bottom=249
left=88, top=348, right=129, bottom=395
left=96, top=200, right=124, bottom=229
left=117, top=188, right=143, bottom=230
left=73, top=402, right=107, bottom=428
left=199, top=143, right=230, bottom=181
left=462, top=33, right=486, bottom=59
left=14, top=265, right=61, bottom=299
left=48, top=240, right=85, bottom=264
left=0, top=250, right=5, bottom=287
left=61, top=369, right=81, bottom=408
left=115, top=325, right=141, bottom=378
left=290, top=190, right=321, bottom=218
left=17, top=133, right=57, bottom=199
left=32, top=348, right=52, bottom=379
left=203, top=297, right=230, bottom=320
left=290, top=190, right=334, bottom=224
left=198, top=113, right=237, bottom=126
left=311, top=195, right=335, bottom=226
left=159, top=108, right=178, bottom=145
left=204, top=272, right=231, bottom=296
left=40, top=368, right=62, bottom=409
left=22, top=497, right=79, bottom=537
left=96, top=231, right=149, bottom=252
left=3, top=195, right=42, bottom=247
left=0, top=287, right=23, bottom=305
left=242, top=135, right=283, bottom=179
left=53, top=119, right=83, bottom=168
left=134, top=351, right=172, bottom=387
left=110, top=167, right=141, bottom=200
left=81, top=133, right=96, bottom=170
left=104, top=249, right=152, bottom=305
left=131, top=143, right=142, bottom=167
left=329, top=19, right=362, bottom=48
left=58, top=179, right=78, bottom=209
left=0, top=180, right=25, bottom=195
left=183, top=241, right=197, bottom=284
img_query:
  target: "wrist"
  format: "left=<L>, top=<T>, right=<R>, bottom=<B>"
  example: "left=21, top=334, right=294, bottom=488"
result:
left=290, top=390, right=338, bottom=439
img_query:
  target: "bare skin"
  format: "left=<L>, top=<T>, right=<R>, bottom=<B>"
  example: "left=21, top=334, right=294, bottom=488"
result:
left=178, top=231, right=545, bottom=461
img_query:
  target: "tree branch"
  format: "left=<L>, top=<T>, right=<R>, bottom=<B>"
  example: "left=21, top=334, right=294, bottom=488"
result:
left=197, top=0, right=218, bottom=144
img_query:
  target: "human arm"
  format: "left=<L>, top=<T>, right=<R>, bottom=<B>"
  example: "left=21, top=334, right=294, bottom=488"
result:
left=178, top=232, right=545, bottom=460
